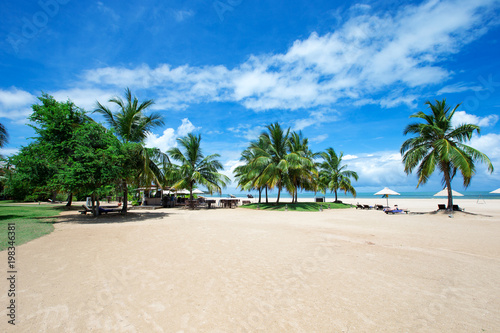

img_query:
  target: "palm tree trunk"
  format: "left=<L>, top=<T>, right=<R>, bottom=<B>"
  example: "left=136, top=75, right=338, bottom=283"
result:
left=334, top=189, right=338, bottom=202
left=277, top=186, right=281, bottom=204
left=189, top=183, right=194, bottom=210
left=443, top=165, right=453, bottom=210
left=122, top=180, right=128, bottom=214
left=265, top=186, right=268, bottom=204
left=258, top=188, right=262, bottom=203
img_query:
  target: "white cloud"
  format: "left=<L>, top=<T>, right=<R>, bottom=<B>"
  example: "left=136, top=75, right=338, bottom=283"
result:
left=227, top=124, right=266, bottom=141
left=452, top=110, right=499, bottom=128
left=78, top=0, right=498, bottom=113
left=310, top=134, right=328, bottom=143
left=145, top=118, right=200, bottom=152
left=51, top=87, right=118, bottom=111
left=346, top=152, right=408, bottom=187
left=437, top=82, right=484, bottom=95
left=0, top=88, right=36, bottom=120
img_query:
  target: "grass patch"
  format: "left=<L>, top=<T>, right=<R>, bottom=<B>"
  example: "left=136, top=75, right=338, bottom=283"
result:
left=240, top=202, right=354, bottom=212
left=0, top=203, right=62, bottom=251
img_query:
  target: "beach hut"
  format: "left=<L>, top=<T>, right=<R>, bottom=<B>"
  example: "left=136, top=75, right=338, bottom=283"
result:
left=374, top=187, right=400, bottom=207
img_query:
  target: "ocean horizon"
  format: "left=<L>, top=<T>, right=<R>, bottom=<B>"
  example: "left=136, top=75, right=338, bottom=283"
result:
left=205, top=191, right=500, bottom=200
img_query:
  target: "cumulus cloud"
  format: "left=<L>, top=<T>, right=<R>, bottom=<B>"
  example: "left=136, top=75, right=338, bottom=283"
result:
left=0, top=88, right=36, bottom=120
left=145, top=118, right=200, bottom=152
left=452, top=110, right=499, bottom=128
left=77, top=0, right=498, bottom=112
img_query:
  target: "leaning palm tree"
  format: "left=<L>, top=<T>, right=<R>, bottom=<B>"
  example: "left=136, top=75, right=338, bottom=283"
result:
left=319, top=148, right=358, bottom=202
left=168, top=133, right=230, bottom=209
left=94, top=88, right=167, bottom=213
left=401, top=99, right=494, bottom=210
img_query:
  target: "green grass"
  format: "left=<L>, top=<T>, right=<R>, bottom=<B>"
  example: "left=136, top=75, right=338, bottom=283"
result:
left=0, top=202, right=62, bottom=251
left=240, top=202, right=354, bottom=212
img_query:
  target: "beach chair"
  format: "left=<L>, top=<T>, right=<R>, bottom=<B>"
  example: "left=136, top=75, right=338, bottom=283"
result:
left=79, top=204, right=93, bottom=215
left=356, top=204, right=364, bottom=209
left=452, top=205, right=463, bottom=211
left=362, top=204, right=372, bottom=209
left=247, top=194, right=254, bottom=198
left=437, top=204, right=446, bottom=210
left=375, top=204, right=384, bottom=210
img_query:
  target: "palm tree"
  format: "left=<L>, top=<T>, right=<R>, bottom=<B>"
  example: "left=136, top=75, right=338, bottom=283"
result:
left=234, top=136, right=271, bottom=203
left=319, top=148, right=358, bottom=202
left=168, top=133, right=230, bottom=209
left=0, top=122, right=8, bottom=149
left=253, top=123, right=294, bottom=204
left=287, top=132, right=318, bottom=203
left=94, top=88, right=167, bottom=213
left=401, top=99, right=494, bottom=210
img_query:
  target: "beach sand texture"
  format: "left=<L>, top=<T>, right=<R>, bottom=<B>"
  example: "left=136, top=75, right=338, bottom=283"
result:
left=1, top=198, right=500, bottom=332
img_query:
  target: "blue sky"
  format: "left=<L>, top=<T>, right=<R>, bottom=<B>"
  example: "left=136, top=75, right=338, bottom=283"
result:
left=1, top=0, right=500, bottom=194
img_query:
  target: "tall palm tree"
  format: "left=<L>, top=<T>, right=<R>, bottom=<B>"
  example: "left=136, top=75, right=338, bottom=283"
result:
left=252, top=123, right=298, bottom=204
left=168, top=133, right=230, bottom=209
left=234, top=136, right=271, bottom=203
left=0, top=122, right=8, bottom=149
left=94, top=88, right=167, bottom=213
left=319, top=148, right=358, bottom=202
left=287, top=132, right=318, bottom=203
left=401, top=99, right=494, bottom=210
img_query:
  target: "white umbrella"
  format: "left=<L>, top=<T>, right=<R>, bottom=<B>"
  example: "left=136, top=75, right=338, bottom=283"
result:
left=192, top=189, right=205, bottom=194
left=490, top=188, right=500, bottom=194
left=434, top=188, right=463, bottom=197
left=374, top=187, right=400, bottom=207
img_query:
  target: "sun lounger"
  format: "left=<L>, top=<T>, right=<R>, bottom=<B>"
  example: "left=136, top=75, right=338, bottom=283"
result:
left=452, top=205, right=463, bottom=211
left=437, top=204, right=446, bottom=210
left=375, top=204, right=384, bottom=210
left=356, top=204, right=364, bottom=209
left=98, top=206, right=123, bottom=214
left=79, top=204, right=93, bottom=215
left=363, top=205, right=372, bottom=209
left=384, top=208, right=409, bottom=214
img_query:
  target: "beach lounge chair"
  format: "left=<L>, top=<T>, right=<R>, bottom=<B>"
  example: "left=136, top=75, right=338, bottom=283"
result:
left=356, top=204, right=364, bottom=209
left=98, top=206, right=123, bottom=214
left=437, top=204, right=446, bottom=210
left=79, top=204, right=93, bottom=215
left=362, top=204, right=372, bottom=209
left=247, top=194, right=254, bottom=198
left=452, top=205, right=463, bottom=211
left=384, top=208, right=408, bottom=214
left=375, top=204, right=384, bottom=210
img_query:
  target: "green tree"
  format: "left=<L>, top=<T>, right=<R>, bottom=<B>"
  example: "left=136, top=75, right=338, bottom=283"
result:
left=94, top=88, right=167, bottom=213
left=168, top=133, right=229, bottom=208
left=401, top=99, right=494, bottom=209
left=319, top=148, right=358, bottom=202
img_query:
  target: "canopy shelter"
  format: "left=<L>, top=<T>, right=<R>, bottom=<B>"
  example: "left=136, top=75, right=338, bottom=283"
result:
left=433, top=188, right=464, bottom=197
left=374, top=187, right=400, bottom=207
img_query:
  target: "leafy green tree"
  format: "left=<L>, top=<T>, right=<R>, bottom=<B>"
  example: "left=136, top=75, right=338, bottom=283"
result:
left=168, top=133, right=229, bottom=208
left=57, top=121, right=134, bottom=215
left=3, top=143, right=57, bottom=201
left=94, top=88, right=167, bottom=213
left=401, top=99, right=494, bottom=209
left=319, top=148, right=358, bottom=202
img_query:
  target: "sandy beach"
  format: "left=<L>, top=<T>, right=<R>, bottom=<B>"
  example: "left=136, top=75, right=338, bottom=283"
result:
left=1, top=198, right=500, bottom=332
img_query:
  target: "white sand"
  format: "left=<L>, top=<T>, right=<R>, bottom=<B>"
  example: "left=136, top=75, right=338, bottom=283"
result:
left=1, top=199, right=499, bottom=332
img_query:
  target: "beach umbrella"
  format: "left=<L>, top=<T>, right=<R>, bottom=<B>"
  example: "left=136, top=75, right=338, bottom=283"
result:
left=192, top=189, right=205, bottom=194
left=433, top=188, right=463, bottom=197
left=490, top=188, right=500, bottom=194
left=374, top=187, right=400, bottom=207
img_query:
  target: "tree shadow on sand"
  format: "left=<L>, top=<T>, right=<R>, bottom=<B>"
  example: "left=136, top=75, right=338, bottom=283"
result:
left=55, top=211, right=171, bottom=224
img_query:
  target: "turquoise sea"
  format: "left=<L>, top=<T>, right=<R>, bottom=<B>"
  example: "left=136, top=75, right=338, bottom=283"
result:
left=206, top=191, right=500, bottom=200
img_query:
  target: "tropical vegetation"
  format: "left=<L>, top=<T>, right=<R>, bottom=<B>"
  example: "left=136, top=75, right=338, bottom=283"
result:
left=168, top=133, right=230, bottom=208
left=401, top=99, right=494, bottom=209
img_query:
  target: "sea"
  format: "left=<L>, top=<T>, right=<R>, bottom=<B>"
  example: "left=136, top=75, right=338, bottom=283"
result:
left=204, top=191, right=500, bottom=200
